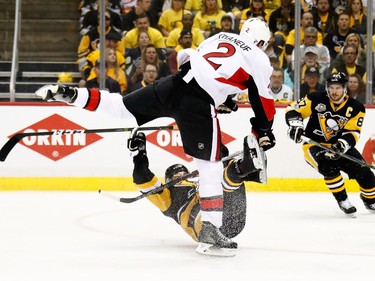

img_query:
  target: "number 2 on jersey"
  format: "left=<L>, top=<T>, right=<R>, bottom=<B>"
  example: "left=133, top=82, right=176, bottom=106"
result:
left=202, top=42, right=236, bottom=70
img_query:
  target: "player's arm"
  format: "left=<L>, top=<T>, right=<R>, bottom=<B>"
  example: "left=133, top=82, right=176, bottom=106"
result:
left=247, top=66, right=276, bottom=151
left=285, top=96, right=313, bottom=143
left=128, top=130, right=172, bottom=211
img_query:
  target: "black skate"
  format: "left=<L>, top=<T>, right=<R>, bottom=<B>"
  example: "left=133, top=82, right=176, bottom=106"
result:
left=363, top=202, right=375, bottom=213
left=338, top=198, right=357, bottom=218
left=196, top=221, right=237, bottom=257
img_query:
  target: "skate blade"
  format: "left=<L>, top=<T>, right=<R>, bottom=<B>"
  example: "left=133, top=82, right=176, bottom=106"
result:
left=344, top=212, right=357, bottom=218
left=196, top=243, right=237, bottom=257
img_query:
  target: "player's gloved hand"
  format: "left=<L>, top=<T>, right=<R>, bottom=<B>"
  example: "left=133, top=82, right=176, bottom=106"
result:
left=287, top=118, right=304, bottom=143
left=217, top=96, right=238, bottom=114
left=250, top=117, right=276, bottom=151
left=324, top=139, right=350, bottom=160
left=127, top=128, right=146, bottom=157
left=35, top=84, right=77, bottom=103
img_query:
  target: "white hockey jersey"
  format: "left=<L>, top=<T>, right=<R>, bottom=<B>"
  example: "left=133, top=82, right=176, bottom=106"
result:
left=177, top=32, right=275, bottom=120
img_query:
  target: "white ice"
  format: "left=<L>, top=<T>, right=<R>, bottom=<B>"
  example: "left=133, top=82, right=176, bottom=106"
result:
left=0, top=191, right=374, bottom=281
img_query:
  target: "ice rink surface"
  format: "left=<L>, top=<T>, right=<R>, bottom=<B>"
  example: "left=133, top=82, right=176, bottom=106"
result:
left=0, top=191, right=374, bottom=281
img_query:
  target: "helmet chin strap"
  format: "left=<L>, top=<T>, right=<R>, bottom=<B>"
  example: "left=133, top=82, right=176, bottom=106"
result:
left=329, top=87, right=347, bottom=104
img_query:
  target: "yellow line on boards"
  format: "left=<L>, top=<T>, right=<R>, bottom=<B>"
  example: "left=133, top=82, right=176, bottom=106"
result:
left=0, top=178, right=361, bottom=192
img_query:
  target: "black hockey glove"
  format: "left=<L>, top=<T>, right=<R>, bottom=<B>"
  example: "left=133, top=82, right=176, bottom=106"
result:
left=287, top=118, right=304, bottom=143
left=250, top=117, right=276, bottom=151
left=127, top=129, right=146, bottom=157
left=217, top=96, right=238, bottom=114
left=324, top=139, right=350, bottom=160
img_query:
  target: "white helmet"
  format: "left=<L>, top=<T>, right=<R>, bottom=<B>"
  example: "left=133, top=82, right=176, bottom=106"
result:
left=240, top=18, right=271, bottom=51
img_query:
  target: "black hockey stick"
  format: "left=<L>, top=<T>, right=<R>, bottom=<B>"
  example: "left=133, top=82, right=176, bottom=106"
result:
left=99, top=169, right=200, bottom=203
left=0, top=125, right=178, bottom=162
left=301, top=135, right=375, bottom=170
left=98, top=149, right=244, bottom=203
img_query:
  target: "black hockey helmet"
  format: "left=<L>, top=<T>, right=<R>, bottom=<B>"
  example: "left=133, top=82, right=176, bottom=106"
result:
left=165, top=164, right=189, bottom=183
left=326, top=72, right=347, bottom=87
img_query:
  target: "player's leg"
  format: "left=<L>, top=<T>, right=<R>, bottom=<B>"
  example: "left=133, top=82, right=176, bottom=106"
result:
left=342, top=149, right=375, bottom=212
left=303, top=145, right=357, bottom=215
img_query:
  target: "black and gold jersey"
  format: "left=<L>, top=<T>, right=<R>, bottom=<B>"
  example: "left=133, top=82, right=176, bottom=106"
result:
left=286, top=92, right=366, bottom=147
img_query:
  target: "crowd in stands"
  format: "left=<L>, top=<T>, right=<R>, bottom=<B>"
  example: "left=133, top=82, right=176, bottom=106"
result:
left=74, top=0, right=375, bottom=104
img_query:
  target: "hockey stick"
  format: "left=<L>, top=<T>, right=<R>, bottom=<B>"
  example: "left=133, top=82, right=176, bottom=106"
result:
left=301, top=135, right=375, bottom=170
left=0, top=125, right=178, bottom=162
left=98, top=149, right=244, bottom=203
left=99, top=169, right=200, bottom=203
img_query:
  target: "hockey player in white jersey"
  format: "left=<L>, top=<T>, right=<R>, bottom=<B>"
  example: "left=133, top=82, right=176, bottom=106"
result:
left=36, top=18, right=276, bottom=256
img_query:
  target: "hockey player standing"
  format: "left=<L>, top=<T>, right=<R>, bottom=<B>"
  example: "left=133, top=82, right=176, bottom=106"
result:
left=36, top=18, right=276, bottom=256
left=285, top=72, right=375, bottom=216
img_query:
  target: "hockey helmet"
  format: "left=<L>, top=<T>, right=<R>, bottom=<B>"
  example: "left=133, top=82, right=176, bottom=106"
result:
left=240, top=18, right=271, bottom=51
left=326, top=72, right=347, bottom=87
left=165, top=164, right=189, bottom=183
left=326, top=72, right=348, bottom=103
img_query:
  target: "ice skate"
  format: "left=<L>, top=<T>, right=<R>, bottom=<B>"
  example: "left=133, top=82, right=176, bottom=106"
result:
left=338, top=198, right=357, bottom=218
left=36, top=84, right=77, bottom=103
left=363, top=202, right=375, bottom=213
left=196, top=221, right=237, bottom=257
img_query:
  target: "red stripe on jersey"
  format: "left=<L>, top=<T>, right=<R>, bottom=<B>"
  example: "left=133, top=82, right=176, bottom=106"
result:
left=84, top=88, right=101, bottom=111
left=215, top=67, right=249, bottom=90
left=201, top=197, right=224, bottom=210
left=260, top=96, right=276, bottom=121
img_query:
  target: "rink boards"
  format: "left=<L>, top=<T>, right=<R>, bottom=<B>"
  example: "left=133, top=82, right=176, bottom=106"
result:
left=0, top=102, right=374, bottom=191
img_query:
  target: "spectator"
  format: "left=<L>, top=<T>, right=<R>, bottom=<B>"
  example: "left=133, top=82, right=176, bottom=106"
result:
left=347, top=0, right=367, bottom=45
left=302, top=46, right=327, bottom=84
left=158, top=0, right=192, bottom=37
left=331, top=32, right=366, bottom=69
left=166, top=13, right=205, bottom=49
left=264, top=0, right=280, bottom=12
left=347, top=73, right=366, bottom=104
left=103, top=47, right=128, bottom=94
left=125, top=31, right=151, bottom=77
left=193, top=0, right=227, bottom=38
left=291, top=26, right=331, bottom=69
left=312, top=0, right=337, bottom=37
left=331, top=43, right=366, bottom=82
left=128, top=44, right=170, bottom=87
left=79, top=28, right=124, bottom=79
left=209, top=13, right=237, bottom=37
left=221, top=0, right=250, bottom=15
left=142, top=44, right=170, bottom=78
left=268, top=66, right=294, bottom=103
left=122, top=14, right=166, bottom=55
left=301, top=0, right=317, bottom=11
left=300, top=66, right=325, bottom=98
left=331, top=0, right=350, bottom=14
left=79, top=1, right=122, bottom=34
left=287, top=46, right=327, bottom=86
left=130, top=63, right=159, bottom=91
left=239, top=0, right=268, bottom=31
left=323, top=11, right=355, bottom=60
left=168, top=29, right=195, bottom=74
left=285, top=11, right=323, bottom=66
left=268, top=0, right=295, bottom=59
left=120, top=0, right=137, bottom=14
left=185, top=0, right=223, bottom=15
left=85, top=60, right=122, bottom=93
left=121, top=0, right=158, bottom=32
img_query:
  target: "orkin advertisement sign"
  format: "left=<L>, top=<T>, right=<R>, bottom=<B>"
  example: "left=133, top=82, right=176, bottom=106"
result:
left=8, top=113, right=103, bottom=161
left=147, top=122, right=236, bottom=162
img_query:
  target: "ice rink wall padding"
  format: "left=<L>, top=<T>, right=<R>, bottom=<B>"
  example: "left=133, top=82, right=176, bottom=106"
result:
left=0, top=102, right=374, bottom=191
